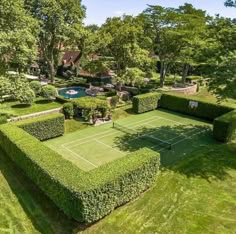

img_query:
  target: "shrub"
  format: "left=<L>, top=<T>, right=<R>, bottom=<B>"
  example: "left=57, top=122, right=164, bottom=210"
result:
left=73, top=97, right=110, bottom=122
left=0, top=115, right=7, bottom=125
left=159, top=93, right=234, bottom=120
left=133, top=93, right=161, bottom=114
left=105, top=89, right=117, bottom=97
left=0, top=124, right=160, bottom=223
left=18, top=88, right=35, bottom=105
left=30, top=81, right=42, bottom=95
left=213, top=110, right=236, bottom=142
left=109, top=96, right=119, bottom=109
left=15, top=113, right=64, bottom=141
left=63, top=103, right=74, bottom=119
left=42, top=85, right=58, bottom=101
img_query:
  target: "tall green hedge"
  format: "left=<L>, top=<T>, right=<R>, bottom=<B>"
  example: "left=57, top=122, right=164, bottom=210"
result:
left=133, top=93, right=161, bottom=114
left=0, top=124, right=160, bottom=223
left=15, top=113, right=64, bottom=141
left=213, top=110, right=236, bottom=142
left=159, top=93, right=234, bottom=121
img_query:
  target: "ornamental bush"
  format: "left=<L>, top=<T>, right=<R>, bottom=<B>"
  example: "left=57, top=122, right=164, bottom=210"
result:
left=15, top=113, right=64, bottom=141
left=30, top=81, right=42, bottom=95
left=42, top=85, right=58, bottom=101
left=159, top=93, right=234, bottom=120
left=133, top=93, right=161, bottom=114
left=18, top=88, right=35, bottom=105
left=63, top=103, right=74, bottom=119
left=0, top=115, right=7, bottom=125
left=0, top=124, right=160, bottom=223
left=73, top=97, right=110, bottom=122
left=213, top=110, right=236, bottom=142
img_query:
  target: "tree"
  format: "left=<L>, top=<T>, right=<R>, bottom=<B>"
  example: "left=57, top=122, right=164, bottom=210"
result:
left=0, top=0, right=38, bottom=74
left=225, top=0, right=236, bottom=7
left=97, top=15, right=152, bottom=72
left=142, top=6, right=183, bottom=87
left=118, top=68, right=145, bottom=88
left=0, top=76, right=13, bottom=102
left=25, top=0, right=86, bottom=82
left=175, top=4, right=208, bottom=83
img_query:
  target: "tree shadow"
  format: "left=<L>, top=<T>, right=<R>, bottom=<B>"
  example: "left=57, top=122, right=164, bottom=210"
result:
left=11, top=104, right=31, bottom=108
left=114, top=123, right=210, bottom=155
left=35, top=99, right=51, bottom=104
left=0, top=150, right=88, bottom=234
left=114, top=121, right=236, bottom=183
left=169, top=143, right=236, bottom=182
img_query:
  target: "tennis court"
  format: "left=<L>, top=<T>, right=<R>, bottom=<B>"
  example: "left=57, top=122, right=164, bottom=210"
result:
left=44, top=109, right=215, bottom=171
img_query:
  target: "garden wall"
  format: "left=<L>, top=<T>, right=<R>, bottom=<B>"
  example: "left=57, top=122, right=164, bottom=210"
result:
left=0, top=123, right=160, bottom=223
left=171, top=83, right=198, bottom=95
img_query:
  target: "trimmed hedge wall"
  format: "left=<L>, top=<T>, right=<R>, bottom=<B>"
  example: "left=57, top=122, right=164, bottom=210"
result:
left=159, top=93, right=234, bottom=121
left=213, top=110, right=236, bottom=142
left=0, top=124, right=160, bottom=223
left=15, top=113, right=64, bottom=141
left=133, top=93, right=161, bottom=114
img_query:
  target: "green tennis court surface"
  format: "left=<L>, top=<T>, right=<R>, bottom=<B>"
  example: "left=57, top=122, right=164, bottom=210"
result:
left=44, top=109, right=216, bottom=171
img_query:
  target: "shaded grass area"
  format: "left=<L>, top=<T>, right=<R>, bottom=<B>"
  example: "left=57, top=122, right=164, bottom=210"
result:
left=85, top=143, right=236, bottom=234
left=0, top=98, right=61, bottom=117
left=1, top=142, right=236, bottom=233
left=0, top=149, right=79, bottom=234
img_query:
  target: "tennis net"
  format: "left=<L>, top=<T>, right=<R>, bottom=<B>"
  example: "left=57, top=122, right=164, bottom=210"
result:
left=112, top=122, right=172, bottom=150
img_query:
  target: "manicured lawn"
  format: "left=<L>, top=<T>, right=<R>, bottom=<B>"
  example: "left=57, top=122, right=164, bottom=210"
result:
left=85, top=143, right=236, bottom=234
left=64, top=119, right=91, bottom=134
left=1, top=141, right=236, bottom=233
left=0, top=98, right=61, bottom=117
left=44, top=109, right=213, bottom=171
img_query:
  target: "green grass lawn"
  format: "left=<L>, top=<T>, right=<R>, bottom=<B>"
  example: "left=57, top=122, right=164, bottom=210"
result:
left=1, top=140, right=236, bottom=233
left=0, top=98, right=61, bottom=117
left=44, top=109, right=214, bottom=171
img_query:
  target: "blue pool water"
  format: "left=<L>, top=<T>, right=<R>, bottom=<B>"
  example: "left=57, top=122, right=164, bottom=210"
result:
left=58, top=87, right=88, bottom=99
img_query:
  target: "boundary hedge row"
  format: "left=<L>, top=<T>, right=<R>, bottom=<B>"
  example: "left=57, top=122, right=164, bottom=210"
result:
left=159, top=93, right=234, bottom=120
left=213, top=110, right=236, bottom=142
left=15, top=113, right=64, bottom=141
left=0, top=124, right=160, bottom=223
left=133, top=93, right=161, bottom=114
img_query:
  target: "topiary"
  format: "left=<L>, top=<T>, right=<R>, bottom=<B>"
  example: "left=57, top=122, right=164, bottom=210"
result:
left=18, top=88, right=35, bottom=105
left=63, top=103, right=74, bottom=119
left=42, top=85, right=58, bottom=101
left=30, top=81, right=42, bottom=95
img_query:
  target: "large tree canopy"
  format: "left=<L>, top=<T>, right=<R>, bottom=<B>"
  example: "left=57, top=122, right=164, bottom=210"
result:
left=25, top=0, right=86, bottom=82
left=0, top=0, right=38, bottom=74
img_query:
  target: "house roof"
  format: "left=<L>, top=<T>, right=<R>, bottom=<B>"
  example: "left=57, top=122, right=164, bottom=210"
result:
left=61, top=51, right=81, bottom=66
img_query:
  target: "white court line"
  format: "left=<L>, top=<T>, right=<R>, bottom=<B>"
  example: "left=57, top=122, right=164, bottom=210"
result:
left=95, top=139, right=125, bottom=155
left=159, top=117, right=185, bottom=125
left=67, top=117, right=162, bottom=149
left=171, top=129, right=209, bottom=146
left=62, top=116, right=160, bottom=147
left=62, top=145, right=97, bottom=168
